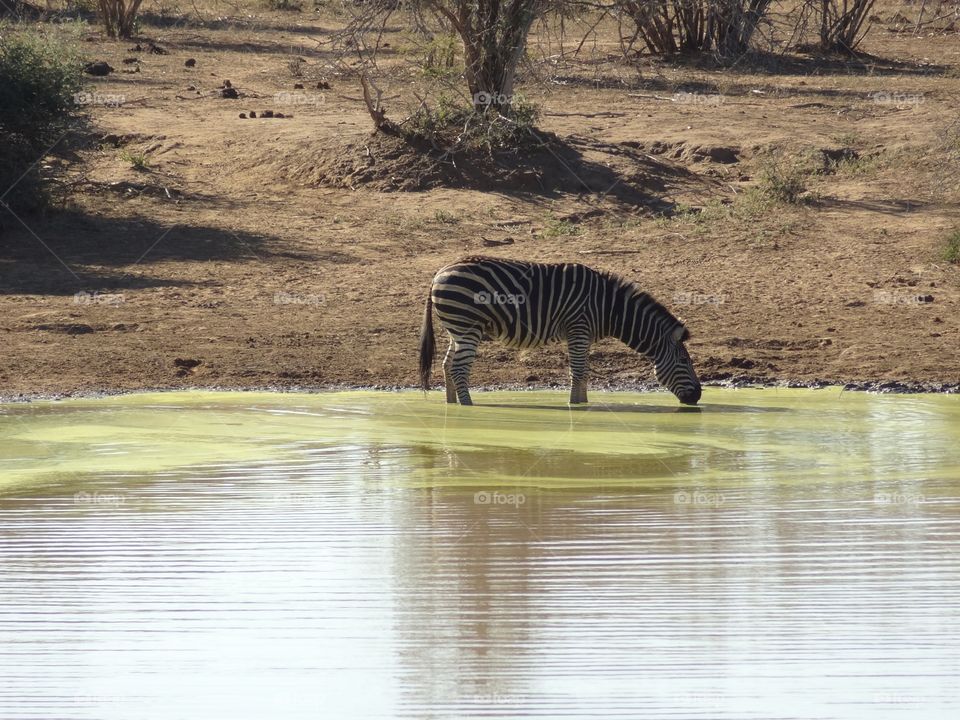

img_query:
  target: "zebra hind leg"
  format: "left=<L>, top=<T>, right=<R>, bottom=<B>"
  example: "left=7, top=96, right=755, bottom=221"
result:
left=449, top=330, right=481, bottom=406
left=442, top=338, right=457, bottom=404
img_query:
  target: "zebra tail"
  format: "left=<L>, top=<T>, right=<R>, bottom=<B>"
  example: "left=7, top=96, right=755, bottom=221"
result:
left=418, top=293, right=435, bottom=391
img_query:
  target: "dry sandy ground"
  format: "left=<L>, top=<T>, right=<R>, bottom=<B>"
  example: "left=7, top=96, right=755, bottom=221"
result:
left=1, top=3, right=958, bottom=398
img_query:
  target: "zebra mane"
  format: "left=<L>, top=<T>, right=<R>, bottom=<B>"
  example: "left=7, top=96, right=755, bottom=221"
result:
left=604, top=272, right=690, bottom=340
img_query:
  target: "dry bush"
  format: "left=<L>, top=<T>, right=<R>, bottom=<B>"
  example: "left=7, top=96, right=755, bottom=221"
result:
left=97, top=0, right=145, bottom=38
left=618, top=0, right=773, bottom=58
left=816, top=0, right=875, bottom=54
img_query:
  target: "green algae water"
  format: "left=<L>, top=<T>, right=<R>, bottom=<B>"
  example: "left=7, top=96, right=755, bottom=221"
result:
left=1, top=388, right=959, bottom=719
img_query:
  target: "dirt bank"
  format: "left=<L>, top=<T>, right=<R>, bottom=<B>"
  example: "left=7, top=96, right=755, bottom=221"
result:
left=1, top=5, right=958, bottom=398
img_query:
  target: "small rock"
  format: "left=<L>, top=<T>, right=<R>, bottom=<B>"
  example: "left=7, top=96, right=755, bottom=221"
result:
left=294, top=82, right=304, bottom=89
left=173, top=357, right=202, bottom=374
left=262, top=110, right=274, bottom=118
left=185, top=58, right=196, bottom=67
left=221, top=86, right=239, bottom=99
left=149, top=43, right=168, bottom=55
left=249, top=110, right=257, bottom=118
left=275, top=112, right=285, bottom=118
left=239, top=113, right=247, bottom=119
left=122, top=57, right=139, bottom=64
left=84, top=61, right=114, bottom=76
left=317, top=80, right=330, bottom=89
left=728, top=357, right=755, bottom=369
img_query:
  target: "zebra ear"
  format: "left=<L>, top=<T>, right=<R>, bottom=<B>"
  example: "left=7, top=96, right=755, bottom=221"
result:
left=671, top=325, right=689, bottom=343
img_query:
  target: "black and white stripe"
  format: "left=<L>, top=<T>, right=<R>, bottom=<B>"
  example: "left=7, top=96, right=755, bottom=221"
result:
left=419, top=256, right=701, bottom=405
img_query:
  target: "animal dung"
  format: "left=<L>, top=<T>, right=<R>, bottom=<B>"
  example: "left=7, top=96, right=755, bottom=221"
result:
left=84, top=61, right=114, bottom=76
left=240, top=109, right=292, bottom=120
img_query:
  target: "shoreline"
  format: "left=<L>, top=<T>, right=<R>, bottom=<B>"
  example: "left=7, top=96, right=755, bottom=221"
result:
left=3, top=377, right=958, bottom=404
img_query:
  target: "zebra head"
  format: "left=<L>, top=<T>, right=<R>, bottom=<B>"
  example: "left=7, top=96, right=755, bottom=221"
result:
left=652, top=325, right=701, bottom=405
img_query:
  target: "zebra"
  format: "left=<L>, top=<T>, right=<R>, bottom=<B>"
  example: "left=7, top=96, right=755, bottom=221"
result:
left=418, top=256, right=701, bottom=406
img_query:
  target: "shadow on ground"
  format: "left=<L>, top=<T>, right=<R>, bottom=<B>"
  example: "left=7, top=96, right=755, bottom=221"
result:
left=0, top=208, right=299, bottom=295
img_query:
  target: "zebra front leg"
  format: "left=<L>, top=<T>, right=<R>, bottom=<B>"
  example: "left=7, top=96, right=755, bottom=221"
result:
left=567, top=330, right=591, bottom=404
left=450, top=331, right=481, bottom=406
left=442, top=338, right=457, bottom=404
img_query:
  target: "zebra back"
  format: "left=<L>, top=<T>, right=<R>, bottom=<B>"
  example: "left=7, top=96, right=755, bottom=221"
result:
left=430, top=256, right=687, bottom=351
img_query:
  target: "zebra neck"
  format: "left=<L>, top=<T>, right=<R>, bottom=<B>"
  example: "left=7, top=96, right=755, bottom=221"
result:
left=609, top=287, right=670, bottom=357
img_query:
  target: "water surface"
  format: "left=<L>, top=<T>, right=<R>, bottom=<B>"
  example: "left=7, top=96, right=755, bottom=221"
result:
left=1, top=389, right=958, bottom=719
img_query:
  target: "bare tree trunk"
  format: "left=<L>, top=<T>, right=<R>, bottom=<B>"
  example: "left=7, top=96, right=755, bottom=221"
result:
left=430, top=0, right=541, bottom=112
